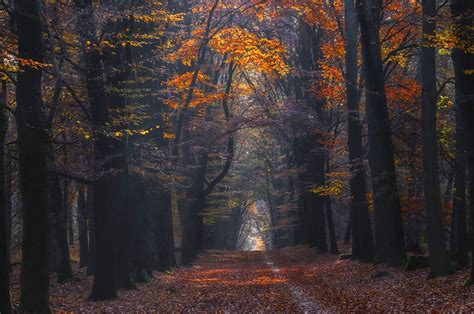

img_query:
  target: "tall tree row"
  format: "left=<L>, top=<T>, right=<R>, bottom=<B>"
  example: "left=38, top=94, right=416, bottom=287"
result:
left=2, top=0, right=474, bottom=311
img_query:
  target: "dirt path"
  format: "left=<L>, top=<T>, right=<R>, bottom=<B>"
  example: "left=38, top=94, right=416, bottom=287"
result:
left=10, top=246, right=474, bottom=312
left=11, top=249, right=322, bottom=312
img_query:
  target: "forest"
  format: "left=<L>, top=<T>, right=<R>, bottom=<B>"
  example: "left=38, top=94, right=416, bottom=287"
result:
left=0, top=0, right=474, bottom=312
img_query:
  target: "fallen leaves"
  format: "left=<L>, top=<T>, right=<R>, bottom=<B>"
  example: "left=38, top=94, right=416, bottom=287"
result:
left=9, top=245, right=474, bottom=312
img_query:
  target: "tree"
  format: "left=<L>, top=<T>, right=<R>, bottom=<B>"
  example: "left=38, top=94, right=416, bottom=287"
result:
left=74, top=0, right=117, bottom=300
left=450, top=2, right=469, bottom=267
left=450, top=0, right=474, bottom=284
left=357, top=0, right=406, bottom=265
left=77, top=187, right=89, bottom=268
left=13, top=0, right=51, bottom=310
left=0, top=79, right=11, bottom=314
left=344, top=0, right=374, bottom=262
left=421, top=0, right=451, bottom=277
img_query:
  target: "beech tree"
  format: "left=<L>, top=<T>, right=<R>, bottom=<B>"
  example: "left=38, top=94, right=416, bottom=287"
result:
left=2, top=0, right=474, bottom=310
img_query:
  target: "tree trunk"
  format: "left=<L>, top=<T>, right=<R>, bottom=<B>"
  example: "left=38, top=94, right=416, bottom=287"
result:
left=86, top=185, right=96, bottom=276
left=294, top=22, right=328, bottom=251
left=450, top=0, right=470, bottom=271
left=357, top=0, right=406, bottom=265
left=421, top=0, right=451, bottom=276
left=0, top=78, right=11, bottom=314
left=325, top=198, right=339, bottom=254
left=154, top=188, right=173, bottom=272
left=344, top=213, right=352, bottom=245
left=4, top=141, right=12, bottom=270
left=75, top=0, right=117, bottom=299
left=450, top=0, right=474, bottom=284
left=130, top=175, right=154, bottom=283
left=450, top=75, right=469, bottom=269
left=47, top=164, right=73, bottom=282
left=14, top=0, right=51, bottom=311
left=78, top=187, right=89, bottom=268
left=64, top=180, right=74, bottom=245
left=344, top=0, right=374, bottom=262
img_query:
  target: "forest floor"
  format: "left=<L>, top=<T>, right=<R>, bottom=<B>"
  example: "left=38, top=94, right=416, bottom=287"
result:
left=9, top=245, right=474, bottom=312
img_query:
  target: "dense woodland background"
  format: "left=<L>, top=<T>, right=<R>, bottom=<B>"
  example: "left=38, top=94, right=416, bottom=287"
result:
left=0, top=0, right=473, bottom=312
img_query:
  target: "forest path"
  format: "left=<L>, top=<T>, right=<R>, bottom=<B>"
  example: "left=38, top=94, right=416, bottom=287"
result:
left=10, top=246, right=474, bottom=312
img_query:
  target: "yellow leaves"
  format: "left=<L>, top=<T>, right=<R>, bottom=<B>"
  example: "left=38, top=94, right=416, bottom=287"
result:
left=6, top=56, right=53, bottom=71
left=310, top=180, right=344, bottom=197
left=210, top=27, right=290, bottom=76
left=426, top=26, right=474, bottom=55
left=437, top=95, right=454, bottom=110
left=163, top=133, right=175, bottom=139
left=386, top=52, right=409, bottom=68
left=139, top=130, right=150, bottom=136
left=227, top=198, right=241, bottom=209
left=134, top=9, right=183, bottom=24
left=110, top=126, right=159, bottom=138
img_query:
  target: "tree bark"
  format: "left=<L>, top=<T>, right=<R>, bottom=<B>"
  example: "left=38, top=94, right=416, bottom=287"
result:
left=86, top=185, right=96, bottom=276
left=75, top=0, right=117, bottom=299
left=421, top=0, right=451, bottom=276
left=47, top=165, right=73, bottom=282
left=450, top=0, right=474, bottom=284
left=357, top=0, right=406, bottom=265
left=325, top=198, right=339, bottom=254
left=344, top=0, right=374, bottom=262
left=78, top=187, right=89, bottom=268
left=154, top=187, right=173, bottom=272
left=64, top=180, right=74, bottom=245
left=14, top=0, right=51, bottom=310
left=0, top=75, right=11, bottom=314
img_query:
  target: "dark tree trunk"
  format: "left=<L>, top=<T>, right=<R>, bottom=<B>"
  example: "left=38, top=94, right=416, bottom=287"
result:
left=47, top=164, right=73, bottom=282
left=421, top=0, right=451, bottom=276
left=357, top=0, right=406, bottom=265
left=100, top=10, right=135, bottom=290
left=344, top=0, right=374, bottom=262
left=344, top=213, right=352, bottom=245
left=0, top=78, right=11, bottom=314
left=130, top=175, right=154, bottom=283
left=114, top=166, right=134, bottom=289
left=450, top=0, right=474, bottom=284
left=78, top=187, right=89, bottom=268
left=293, top=22, right=328, bottom=251
left=450, top=77, right=469, bottom=269
left=450, top=0, right=470, bottom=271
left=180, top=162, right=207, bottom=266
left=62, top=179, right=74, bottom=245
left=75, top=0, right=117, bottom=299
left=86, top=185, right=96, bottom=276
left=325, top=198, right=339, bottom=254
left=4, top=141, right=12, bottom=268
left=14, top=0, right=51, bottom=310
left=154, top=188, right=173, bottom=272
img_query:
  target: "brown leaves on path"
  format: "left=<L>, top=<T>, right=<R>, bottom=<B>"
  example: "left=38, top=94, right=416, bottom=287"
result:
left=10, top=246, right=474, bottom=312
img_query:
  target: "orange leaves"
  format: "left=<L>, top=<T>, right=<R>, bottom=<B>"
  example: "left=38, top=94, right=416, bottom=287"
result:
left=316, top=61, right=345, bottom=107
left=166, top=72, right=209, bottom=91
left=164, top=29, right=203, bottom=65
left=277, top=0, right=342, bottom=30
left=385, top=75, right=421, bottom=111
left=164, top=71, right=226, bottom=110
left=210, top=27, right=290, bottom=76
